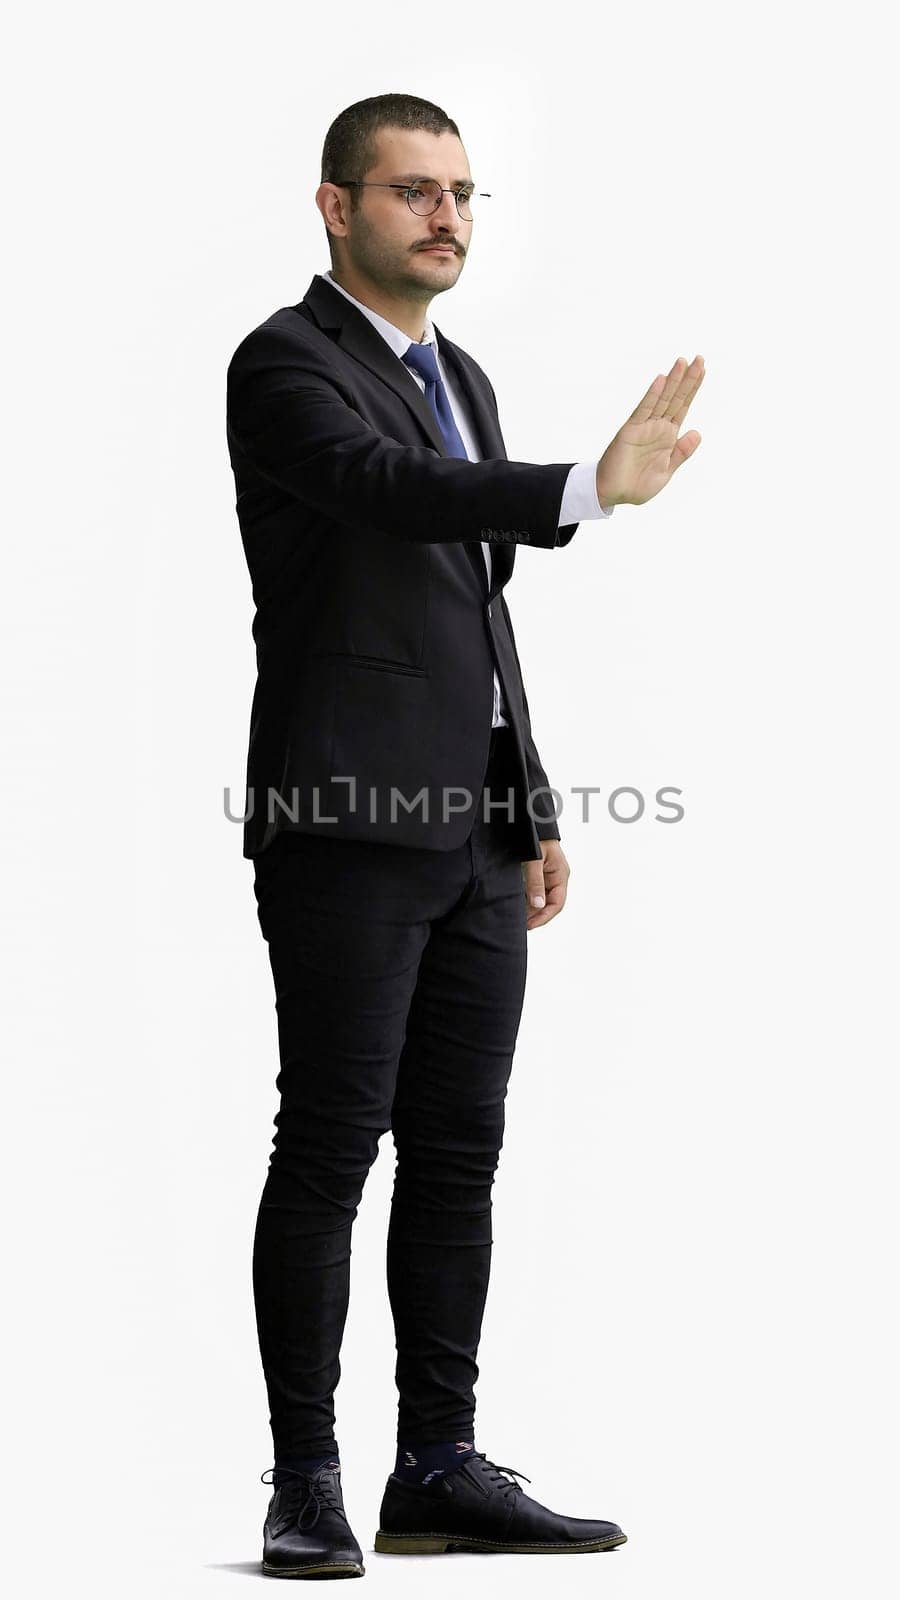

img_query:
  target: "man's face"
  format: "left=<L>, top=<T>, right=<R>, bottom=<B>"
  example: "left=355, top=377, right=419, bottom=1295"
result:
left=325, top=127, right=474, bottom=299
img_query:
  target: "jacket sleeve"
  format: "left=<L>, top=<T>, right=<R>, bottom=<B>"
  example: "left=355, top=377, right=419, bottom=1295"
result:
left=227, top=324, right=578, bottom=549
left=500, top=594, right=563, bottom=849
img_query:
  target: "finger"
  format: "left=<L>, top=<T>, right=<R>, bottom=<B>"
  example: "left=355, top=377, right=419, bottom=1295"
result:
left=526, top=901, right=556, bottom=928
left=522, top=865, right=546, bottom=910
left=628, top=371, right=670, bottom=424
left=655, top=354, right=706, bottom=422
left=667, top=358, right=705, bottom=427
left=527, top=880, right=566, bottom=925
left=630, top=355, right=703, bottom=426
left=526, top=912, right=551, bottom=929
left=539, top=856, right=568, bottom=879
left=648, top=355, right=690, bottom=420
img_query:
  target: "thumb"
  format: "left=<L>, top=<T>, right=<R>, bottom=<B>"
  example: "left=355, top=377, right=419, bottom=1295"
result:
left=522, top=860, right=545, bottom=909
left=670, top=429, right=702, bottom=471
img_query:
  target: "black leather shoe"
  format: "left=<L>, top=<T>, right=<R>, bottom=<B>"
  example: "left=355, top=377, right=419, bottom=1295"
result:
left=374, top=1450, right=627, bottom=1556
left=260, top=1461, right=365, bottom=1578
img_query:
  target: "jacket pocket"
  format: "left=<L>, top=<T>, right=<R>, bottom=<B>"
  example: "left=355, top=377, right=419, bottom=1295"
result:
left=341, top=654, right=428, bottom=678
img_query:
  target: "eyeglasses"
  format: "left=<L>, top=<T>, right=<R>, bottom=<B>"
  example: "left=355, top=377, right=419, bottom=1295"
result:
left=330, top=179, right=490, bottom=220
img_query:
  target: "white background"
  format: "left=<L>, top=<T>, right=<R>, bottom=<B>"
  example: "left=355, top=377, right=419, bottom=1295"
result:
left=4, top=2, right=898, bottom=1596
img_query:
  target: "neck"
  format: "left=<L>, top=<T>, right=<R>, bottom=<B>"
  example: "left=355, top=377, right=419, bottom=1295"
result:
left=329, top=265, right=429, bottom=342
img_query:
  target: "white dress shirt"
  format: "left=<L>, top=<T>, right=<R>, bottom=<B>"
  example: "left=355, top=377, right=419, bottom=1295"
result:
left=321, top=269, right=613, bottom=726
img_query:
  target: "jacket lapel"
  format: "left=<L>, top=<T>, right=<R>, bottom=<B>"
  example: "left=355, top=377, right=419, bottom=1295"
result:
left=299, top=275, right=513, bottom=596
left=300, top=273, right=447, bottom=456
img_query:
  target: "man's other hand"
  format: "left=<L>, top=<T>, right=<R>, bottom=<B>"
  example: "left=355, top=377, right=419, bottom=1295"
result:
left=522, top=840, right=570, bottom=931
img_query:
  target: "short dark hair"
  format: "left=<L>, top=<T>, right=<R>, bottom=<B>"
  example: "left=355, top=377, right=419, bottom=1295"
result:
left=320, top=93, right=462, bottom=262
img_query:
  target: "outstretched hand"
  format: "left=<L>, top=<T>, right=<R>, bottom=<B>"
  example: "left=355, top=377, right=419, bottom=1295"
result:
left=596, top=354, right=705, bottom=508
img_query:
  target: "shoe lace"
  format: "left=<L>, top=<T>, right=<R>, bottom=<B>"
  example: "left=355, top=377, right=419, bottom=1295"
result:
left=469, top=1451, right=532, bottom=1499
left=260, top=1464, right=345, bottom=1532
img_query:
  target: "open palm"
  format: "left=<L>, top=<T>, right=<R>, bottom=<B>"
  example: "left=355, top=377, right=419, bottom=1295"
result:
left=597, top=354, right=705, bottom=507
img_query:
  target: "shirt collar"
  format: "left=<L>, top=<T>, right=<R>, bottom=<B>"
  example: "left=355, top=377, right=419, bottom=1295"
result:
left=321, top=269, right=437, bottom=356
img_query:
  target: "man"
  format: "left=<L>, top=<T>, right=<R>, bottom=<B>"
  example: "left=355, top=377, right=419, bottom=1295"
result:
left=226, top=92, right=703, bottom=1578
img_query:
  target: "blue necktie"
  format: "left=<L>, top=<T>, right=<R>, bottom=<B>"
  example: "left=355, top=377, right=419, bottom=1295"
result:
left=401, top=340, right=469, bottom=459
left=403, top=338, right=507, bottom=725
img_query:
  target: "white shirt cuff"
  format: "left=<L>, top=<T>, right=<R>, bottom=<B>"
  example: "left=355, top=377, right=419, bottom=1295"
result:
left=558, top=460, right=615, bottom=525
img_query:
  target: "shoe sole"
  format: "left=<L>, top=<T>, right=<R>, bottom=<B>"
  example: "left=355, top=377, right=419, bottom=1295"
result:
left=374, top=1530, right=627, bottom=1554
left=262, top=1558, right=365, bottom=1577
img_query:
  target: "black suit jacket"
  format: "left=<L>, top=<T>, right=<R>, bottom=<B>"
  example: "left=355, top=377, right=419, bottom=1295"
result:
left=225, top=272, right=581, bottom=860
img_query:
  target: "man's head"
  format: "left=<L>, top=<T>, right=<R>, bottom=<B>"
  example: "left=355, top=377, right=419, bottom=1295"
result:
left=316, top=93, right=475, bottom=309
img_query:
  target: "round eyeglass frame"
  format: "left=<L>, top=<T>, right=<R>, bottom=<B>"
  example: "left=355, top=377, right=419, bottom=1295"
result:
left=329, top=179, right=490, bottom=219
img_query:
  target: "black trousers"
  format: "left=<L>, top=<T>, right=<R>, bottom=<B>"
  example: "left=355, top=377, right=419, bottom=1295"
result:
left=251, top=725, right=532, bottom=1460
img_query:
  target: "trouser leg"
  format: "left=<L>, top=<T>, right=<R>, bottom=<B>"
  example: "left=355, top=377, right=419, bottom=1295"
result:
left=387, top=741, right=529, bottom=1442
left=250, top=827, right=471, bottom=1459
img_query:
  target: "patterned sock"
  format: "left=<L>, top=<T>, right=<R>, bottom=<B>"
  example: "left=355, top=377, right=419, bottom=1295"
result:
left=272, top=1451, right=340, bottom=1489
left=393, top=1438, right=477, bottom=1485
